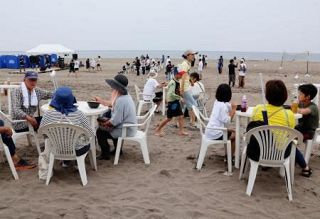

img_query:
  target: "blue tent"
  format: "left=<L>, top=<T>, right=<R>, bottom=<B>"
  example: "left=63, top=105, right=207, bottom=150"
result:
left=0, top=56, right=2, bottom=68
left=5, top=56, right=19, bottom=69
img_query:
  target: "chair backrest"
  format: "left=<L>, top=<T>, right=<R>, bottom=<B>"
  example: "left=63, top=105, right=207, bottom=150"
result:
left=192, top=105, right=207, bottom=135
left=134, top=84, right=141, bottom=101
left=138, top=105, right=157, bottom=135
left=38, top=122, right=91, bottom=159
left=245, top=125, right=303, bottom=164
left=0, top=84, right=19, bottom=115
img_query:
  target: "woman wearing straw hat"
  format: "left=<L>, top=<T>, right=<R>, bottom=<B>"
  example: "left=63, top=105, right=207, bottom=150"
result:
left=94, top=75, right=137, bottom=160
left=143, top=70, right=167, bottom=113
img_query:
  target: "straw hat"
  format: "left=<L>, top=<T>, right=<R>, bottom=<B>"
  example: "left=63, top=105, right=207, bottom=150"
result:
left=147, top=70, right=158, bottom=78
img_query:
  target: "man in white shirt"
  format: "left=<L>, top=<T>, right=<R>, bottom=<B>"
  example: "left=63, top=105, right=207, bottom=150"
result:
left=143, top=71, right=166, bottom=112
left=238, top=58, right=247, bottom=88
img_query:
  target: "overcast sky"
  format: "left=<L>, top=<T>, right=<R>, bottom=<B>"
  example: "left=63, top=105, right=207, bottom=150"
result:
left=1, top=0, right=319, bottom=53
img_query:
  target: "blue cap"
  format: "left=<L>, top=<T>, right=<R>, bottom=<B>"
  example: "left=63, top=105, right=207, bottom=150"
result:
left=24, top=71, right=38, bottom=79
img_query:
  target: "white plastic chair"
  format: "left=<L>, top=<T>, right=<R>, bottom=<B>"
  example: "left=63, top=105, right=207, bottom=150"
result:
left=114, top=105, right=157, bottom=165
left=0, top=110, right=41, bottom=155
left=38, top=122, right=96, bottom=186
left=239, top=125, right=303, bottom=201
left=134, top=84, right=155, bottom=116
left=192, top=106, right=232, bottom=173
left=0, top=138, right=18, bottom=180
left=197, top=92, right=209, bottom=118
left=304, top=126, right=320, bottom=164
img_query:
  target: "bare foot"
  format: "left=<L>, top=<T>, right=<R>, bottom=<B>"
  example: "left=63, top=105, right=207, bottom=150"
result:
left=178, top=131, right=189, bottom=136
left=154, top=131, right=164, bottom=137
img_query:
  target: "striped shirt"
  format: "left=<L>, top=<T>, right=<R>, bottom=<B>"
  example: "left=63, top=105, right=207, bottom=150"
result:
left=11, top=86, right=53, bottom=130
left=40, top=109, right=95, bottom=150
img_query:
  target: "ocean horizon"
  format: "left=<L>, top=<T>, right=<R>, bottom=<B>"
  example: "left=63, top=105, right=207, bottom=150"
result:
left=1, top=50, right=320, bottom=62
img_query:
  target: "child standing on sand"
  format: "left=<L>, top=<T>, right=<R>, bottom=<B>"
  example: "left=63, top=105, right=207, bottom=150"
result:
left=155, top=70, right=188, bottom=137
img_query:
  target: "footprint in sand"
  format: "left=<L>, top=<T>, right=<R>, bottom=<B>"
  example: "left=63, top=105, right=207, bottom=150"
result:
left=159, top=169, right=171, bottom=177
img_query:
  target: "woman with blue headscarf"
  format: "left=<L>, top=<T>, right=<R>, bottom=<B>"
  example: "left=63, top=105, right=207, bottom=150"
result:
left=39, top=87, right=95, bottom=157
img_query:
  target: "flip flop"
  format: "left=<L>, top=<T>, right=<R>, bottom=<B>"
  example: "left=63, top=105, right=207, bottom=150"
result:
left=15, top=159, right=37, bottom=170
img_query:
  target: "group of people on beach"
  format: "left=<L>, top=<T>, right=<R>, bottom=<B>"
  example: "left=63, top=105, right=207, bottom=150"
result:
left=1, top=50, right=317, bottom=182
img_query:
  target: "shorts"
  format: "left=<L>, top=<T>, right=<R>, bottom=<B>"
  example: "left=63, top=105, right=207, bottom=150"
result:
left=153, top=91, right=163, bottom=103
left=183, top=90, right=198, bottom=110
left=167, top=100, right=183, bottom=119
left=214, top=131, right=232, bottom=140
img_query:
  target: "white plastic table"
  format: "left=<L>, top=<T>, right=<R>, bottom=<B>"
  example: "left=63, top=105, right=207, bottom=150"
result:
left=41, top=101, right=109, bottom=131
left=234, top=107, right=302, bottom=168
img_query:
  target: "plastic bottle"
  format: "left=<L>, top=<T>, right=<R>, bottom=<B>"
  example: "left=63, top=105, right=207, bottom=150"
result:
left=241, top=95, right=247, bottom=112
left=291, top=96, right=298, bottom=113
left=3, top=78, right=9, bottom=96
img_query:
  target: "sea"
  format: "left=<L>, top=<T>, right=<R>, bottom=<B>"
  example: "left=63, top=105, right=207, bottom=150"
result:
left=1, top=50, right=320, bottom=62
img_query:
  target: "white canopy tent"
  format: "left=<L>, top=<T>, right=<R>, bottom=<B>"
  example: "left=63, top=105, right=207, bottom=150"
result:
left=26, top=44, right=74, bottom=55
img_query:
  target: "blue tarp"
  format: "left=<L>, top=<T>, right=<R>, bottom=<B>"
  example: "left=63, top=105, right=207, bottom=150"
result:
left=0, top=53, right=58, bottom=69
left=51, top=54, right=58, bottom=64
left=5, top=56, right=19, bottom=69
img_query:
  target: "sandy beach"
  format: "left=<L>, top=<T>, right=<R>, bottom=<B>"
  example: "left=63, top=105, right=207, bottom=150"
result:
left=0, top=58, right=320, bottom=219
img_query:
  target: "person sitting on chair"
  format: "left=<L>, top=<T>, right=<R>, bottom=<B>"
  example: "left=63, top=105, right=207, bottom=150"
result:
left=0, top=119, right=36, bottom=170
left=11, top=71, right=53, bottom=133
left=40, top=87, right=95, bottom=158
left=248, top=80, right=312, bottom=177
left=143, top=70, right=166, bottom=113
left=94, top=75, right=137, bottom=160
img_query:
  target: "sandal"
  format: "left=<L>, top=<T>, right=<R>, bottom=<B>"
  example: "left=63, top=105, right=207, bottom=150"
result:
left=15, top=159, right=36, bottom=170
left=301, top=168, right=313, bottom=178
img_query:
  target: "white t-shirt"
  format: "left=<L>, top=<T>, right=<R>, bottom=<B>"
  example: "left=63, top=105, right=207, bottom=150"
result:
left=191, top=81, right=205, bottom=99
left=198, top=61, right=203, bottom=72
left=165, top=58, right=171, bottom=66
left=239, top=63, right=247, bottom=76
left=205, top=100, right=231, bottom=139
left=74, top=60, right=79, bottom=69
left=143, top=78, right=159, bottom=100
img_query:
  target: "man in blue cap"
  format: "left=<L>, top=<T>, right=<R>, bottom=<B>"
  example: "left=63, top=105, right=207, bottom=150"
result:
left=11, top=71, right=53, bottom=132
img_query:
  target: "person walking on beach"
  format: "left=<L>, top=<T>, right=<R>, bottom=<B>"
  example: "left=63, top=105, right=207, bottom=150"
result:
left=135, top=57, right=141, bottom=76
left=19, top=56, right=25, bottom=73
left=154, top=70, right=188, bottom=137
left=96, top=56, right=102, bottom=71
left=238, top=58, right=247, bottom=88
left=179, top=50, right=198, bottom=127
left=228, top=59, right=238, bottom=87
left=141, top=57, right=146, bottom=75
left=86, top=58, right=90, bottom=71
left=218, top=56, right=223, bottom=74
